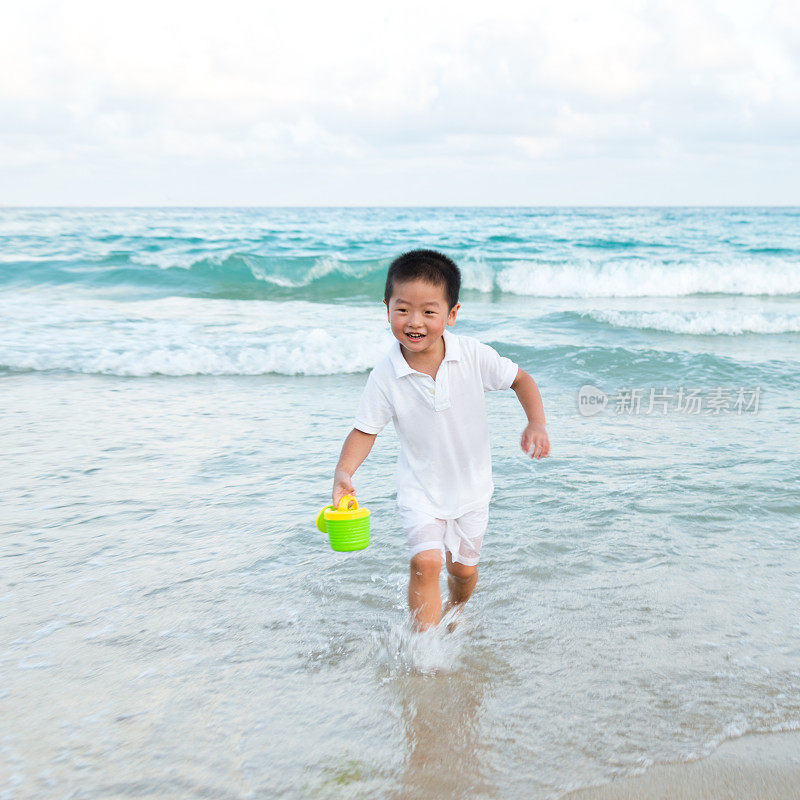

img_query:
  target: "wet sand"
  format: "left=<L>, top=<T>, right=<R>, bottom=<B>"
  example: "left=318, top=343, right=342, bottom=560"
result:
left=564, top=731, right=800, bottom=800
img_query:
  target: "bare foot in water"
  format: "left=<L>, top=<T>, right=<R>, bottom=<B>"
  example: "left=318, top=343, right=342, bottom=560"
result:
left=442, top=606, right=465, bottom=633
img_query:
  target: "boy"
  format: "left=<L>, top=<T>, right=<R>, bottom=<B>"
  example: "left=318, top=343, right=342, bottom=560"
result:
left=332, top=249, right=549, bottom=632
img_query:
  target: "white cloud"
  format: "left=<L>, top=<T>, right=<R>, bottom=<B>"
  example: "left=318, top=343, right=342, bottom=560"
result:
left=0, top=0, right=798, bottom=203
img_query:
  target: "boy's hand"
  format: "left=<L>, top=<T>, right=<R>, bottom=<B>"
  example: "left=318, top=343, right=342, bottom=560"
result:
left=521, top=422, right=550, bottom=459
left=332, top=469, right=356, bottom=508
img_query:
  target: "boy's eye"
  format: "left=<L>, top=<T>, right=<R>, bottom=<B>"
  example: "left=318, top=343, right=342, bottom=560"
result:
left=425, top=310, right=436, bottom=315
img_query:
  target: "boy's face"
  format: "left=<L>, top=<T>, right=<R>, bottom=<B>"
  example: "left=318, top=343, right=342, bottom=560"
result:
left=384, top=278, right=459, bottom=357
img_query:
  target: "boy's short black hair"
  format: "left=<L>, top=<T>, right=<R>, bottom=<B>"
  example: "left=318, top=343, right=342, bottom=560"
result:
left=384, top=249, right=461, bottom=311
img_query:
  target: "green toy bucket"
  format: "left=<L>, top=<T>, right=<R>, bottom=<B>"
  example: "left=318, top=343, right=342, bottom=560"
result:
left=316, top=494, right=370, bottom=552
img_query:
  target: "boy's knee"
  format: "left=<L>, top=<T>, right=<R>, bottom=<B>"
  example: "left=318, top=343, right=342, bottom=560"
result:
left=447, top=562, right=477, bottom=581
left=410, top=551, right=442, bottom=579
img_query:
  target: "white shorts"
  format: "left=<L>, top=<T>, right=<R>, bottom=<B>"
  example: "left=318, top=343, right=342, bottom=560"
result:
left=398, top=503, right=490, bottom=566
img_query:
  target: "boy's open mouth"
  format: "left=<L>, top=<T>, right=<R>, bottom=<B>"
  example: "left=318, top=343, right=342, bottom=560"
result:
left=406, top=332, right=425, bottom=340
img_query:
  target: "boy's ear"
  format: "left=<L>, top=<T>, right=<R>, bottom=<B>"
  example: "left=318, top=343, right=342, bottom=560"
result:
left=447, top=302, right=460, bottom=324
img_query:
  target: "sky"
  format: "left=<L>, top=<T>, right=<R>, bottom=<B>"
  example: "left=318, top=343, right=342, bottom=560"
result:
left=1, top=0, right=799, bottom=206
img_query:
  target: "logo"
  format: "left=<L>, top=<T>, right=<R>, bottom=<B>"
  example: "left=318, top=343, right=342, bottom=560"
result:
left=577, top=385, right=608, bottom=416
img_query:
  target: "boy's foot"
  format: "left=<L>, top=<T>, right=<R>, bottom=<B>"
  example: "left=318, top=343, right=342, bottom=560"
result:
left=442, top=607, right=465, bottom=634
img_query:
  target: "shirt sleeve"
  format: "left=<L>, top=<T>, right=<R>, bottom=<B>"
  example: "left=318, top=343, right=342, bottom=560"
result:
left=353, top=370, right=393, bottom=434
left=477, top=341, right=519, bottom=391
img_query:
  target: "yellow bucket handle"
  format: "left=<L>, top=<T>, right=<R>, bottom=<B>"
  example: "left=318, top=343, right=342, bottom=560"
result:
left=337, top=494, right=358, bottom=512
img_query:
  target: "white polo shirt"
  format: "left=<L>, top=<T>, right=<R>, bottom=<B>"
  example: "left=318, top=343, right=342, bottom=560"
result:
left=353, top=328, right=519, bottom=518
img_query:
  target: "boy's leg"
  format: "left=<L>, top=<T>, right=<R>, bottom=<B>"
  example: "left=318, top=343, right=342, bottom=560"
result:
left=442, top=553, right=478, bottom=617
left=441, top=508, right=486, bottom=618
left=408, top=549, right=443, bottom=631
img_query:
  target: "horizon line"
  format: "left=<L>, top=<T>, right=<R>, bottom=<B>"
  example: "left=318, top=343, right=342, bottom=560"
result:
left=1, top=204, right=799, bottom=210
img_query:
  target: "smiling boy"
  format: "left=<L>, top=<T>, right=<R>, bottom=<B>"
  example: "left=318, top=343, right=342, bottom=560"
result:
left=332, top=249, right=549, bottom=631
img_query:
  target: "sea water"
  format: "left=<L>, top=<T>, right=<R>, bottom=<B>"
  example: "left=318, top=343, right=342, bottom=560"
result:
left=1, top=207, right=799, bottom=799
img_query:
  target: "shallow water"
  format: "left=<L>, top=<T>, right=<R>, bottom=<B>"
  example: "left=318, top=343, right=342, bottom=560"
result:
left=1, top=207, right=799, bottom=799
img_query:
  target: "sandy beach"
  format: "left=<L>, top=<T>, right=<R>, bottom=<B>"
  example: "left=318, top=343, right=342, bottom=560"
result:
left=565, top=731, right=800, bottom=799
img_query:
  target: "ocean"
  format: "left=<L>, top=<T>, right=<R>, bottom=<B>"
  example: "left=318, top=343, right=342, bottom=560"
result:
left=1, top=207, right=799, bottom=799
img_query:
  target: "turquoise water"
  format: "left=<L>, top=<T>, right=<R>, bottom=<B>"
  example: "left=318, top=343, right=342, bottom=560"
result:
left=1, top=207, right=799, bottom=799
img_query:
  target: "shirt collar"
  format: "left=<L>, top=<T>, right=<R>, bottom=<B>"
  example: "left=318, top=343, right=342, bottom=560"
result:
left=391, top=328, right=460, bottom=379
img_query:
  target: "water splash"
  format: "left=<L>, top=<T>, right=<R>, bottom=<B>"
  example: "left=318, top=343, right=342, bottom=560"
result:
left=374, top=607, right=476, bottom=677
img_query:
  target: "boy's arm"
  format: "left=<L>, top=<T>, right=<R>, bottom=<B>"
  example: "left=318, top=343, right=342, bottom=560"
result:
left=510, top=369, right=550, bottom=459
left=332, top=428, right=378, bottom=507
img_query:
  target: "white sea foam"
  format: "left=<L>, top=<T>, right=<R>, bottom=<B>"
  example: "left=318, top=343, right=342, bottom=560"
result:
left=128, top=251, right=191, bottom=270
left=460, top=254, right=496, bottom=293
left=127, top=251, right=344, bottom=284
left=0, top=292, right=394, bottom=376
left=495, top=259, right=800, bottom=297
left=1, top=327, right=392, bottom=377
left=245, top=255, right=350, bottom=286
left=585, top=309, right=800, bottom=335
